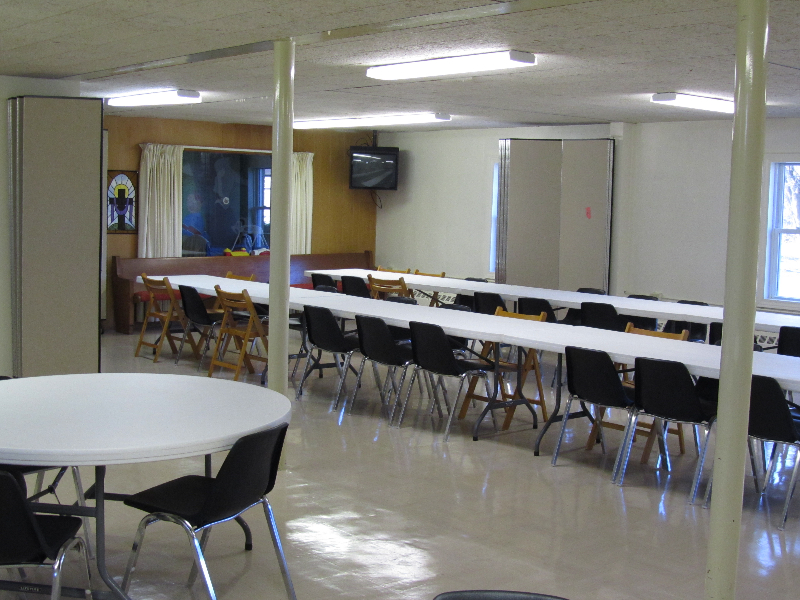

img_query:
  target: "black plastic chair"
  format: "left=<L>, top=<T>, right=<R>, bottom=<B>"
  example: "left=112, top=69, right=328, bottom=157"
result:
left=434, top=591, right=569, bottom=600
left=553, top=347, right=636, bottom=481
left=397, top=322, right=493, bottom=439
left=620, top=294, right=658, bottom=331
left=663, top=300, right=709, bottom=342
left=341, top=275, right=371, bottom=298
left=440, top=302, right=473, bottom=349
left=617, top=357, right=716, bottom=503
left=748, top=376, right=800, bottom=529
left=454, top=294, right=476, bottom=311
left=296, top=305, right=360, bottom=407
left=0, top=471, right=92, bottom=600
left=777, top=326, right=800, bottom=357
left=311, top=273, right=336, bottom=290
left=384, top=295, right=418, bottom=341
left=518, top=297, right=557, bottom=323
left=122, top=425, right=295, bottom=600
left=314, top=285, right=339, bottom=294
left=352, top=315, right=415, bottom=418
left=473, top=292, right=506, bottom=316
left=559, top=287, right=606, bottom=326
left=580, top=302, right=628, bottom=332
left=177, top=285, right=224, bottom=367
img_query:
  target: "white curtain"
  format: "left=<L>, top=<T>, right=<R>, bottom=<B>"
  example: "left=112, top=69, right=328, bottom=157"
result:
left=290, top=152, right=314, bottom=254
left=138, top=143, right=184, bottom=258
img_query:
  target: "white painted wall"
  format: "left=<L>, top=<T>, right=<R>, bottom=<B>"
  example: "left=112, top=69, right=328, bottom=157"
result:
left=377, top=125, right=610, bottom=280
left=0, top=76, right=80, bottom=376
left=379, top=118, right=800, bottom=308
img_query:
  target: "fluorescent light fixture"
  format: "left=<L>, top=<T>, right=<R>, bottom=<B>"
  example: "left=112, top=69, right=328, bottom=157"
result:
left=366, top=50, right=536, bottom=80
left=294, top=113, right=451, bottom=129
left=107, top=90, right=202, bottom=107
left=650, top=92, right=734, bottom=114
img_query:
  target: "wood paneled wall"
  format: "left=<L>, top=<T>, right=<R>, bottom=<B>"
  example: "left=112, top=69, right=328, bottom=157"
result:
left=103, top=115, right=376, bottom=327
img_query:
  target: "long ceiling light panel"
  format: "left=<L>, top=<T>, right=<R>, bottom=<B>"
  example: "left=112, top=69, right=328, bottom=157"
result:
left=107, top=90, right=202, bottom=107
left=650, top=93, right=734, bottom=114
left=294, top=113, right=451, bottom=129
left=366, top=50, right=536, bottom=80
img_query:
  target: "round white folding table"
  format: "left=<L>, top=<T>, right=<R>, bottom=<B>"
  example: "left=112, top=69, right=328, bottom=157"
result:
left=0, top=373, right=292, bottom=600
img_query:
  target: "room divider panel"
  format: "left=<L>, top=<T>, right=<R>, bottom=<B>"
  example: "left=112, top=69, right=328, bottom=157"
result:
left=9, top=96, right=103, bottom=376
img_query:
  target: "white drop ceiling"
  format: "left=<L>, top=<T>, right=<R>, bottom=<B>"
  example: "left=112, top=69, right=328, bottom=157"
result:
left=3, top=0, right=798, bottom=129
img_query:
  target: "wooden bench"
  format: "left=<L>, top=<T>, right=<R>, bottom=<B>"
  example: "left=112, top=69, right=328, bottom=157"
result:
left=112, top=251, right=374, bottom=334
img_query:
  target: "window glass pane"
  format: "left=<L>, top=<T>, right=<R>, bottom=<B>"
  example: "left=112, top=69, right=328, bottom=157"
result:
left=780, top=164, right=800, bottom=229
left=776, top=232, right=800, bottom=299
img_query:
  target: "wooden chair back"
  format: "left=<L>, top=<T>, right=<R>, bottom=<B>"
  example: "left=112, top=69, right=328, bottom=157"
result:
left=377, top=266, right=411, bottom=274
left=495, top=307, right=547, bottom=322
left=367, top=274, right=413, bottom=300
left=413, top=269, right=446, bottom=306
left=625, top=322, right=689, bottom=340
left=225, top=271, right=256, bottom=281
left=208, top=286, right=269, bottom=381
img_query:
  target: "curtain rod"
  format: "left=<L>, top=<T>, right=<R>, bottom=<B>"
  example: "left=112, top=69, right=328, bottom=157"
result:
left=138, top=143, right=271, bottom=154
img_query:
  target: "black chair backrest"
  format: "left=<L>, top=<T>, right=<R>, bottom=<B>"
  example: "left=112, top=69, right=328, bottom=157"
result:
left=749, top=376, right=799, bottom=443
left=356, top=315, right=406, bottom=366
left=709, top=322, right=723, bottom=345
left=434, top=591, right=569, bottom=600
left=634, top=357, right=707, bottom=422
left=580, top=302, right=626, bottom=332
left=473, top=292, right=506, bottom=316
left=304, top=305, right=352, bottom=352
left=464, top=277, right=488, bottom=283
left=577, top=287, right=605, bottom=295
left=778, top=326, right=800, bottom=357
left=565, top=347, right=631, bottom=408
left=314, top=285, right=339, bottom=294
left=385, top=296, right=417, bottom=305
left=311, top=273, right=336, bottom=290
left=664, top=300, right=709, bottom=342
left=441, top=303, right=472, bottom=312
left=621, top=294, right=658, bottom=330
left=454, top=294, right=475, bottom=311
left=518, top=298, right=557, bottom=323
left=178, top=285, right=215, bottom=326
left=628, top=294, right=658, bottom=301
left=0, top=471, right=52, bottom=563
left=409, top=321, right=461, bottom=377
left=341, top=276, right=371, bottom=298
left=199, top=424, right=287, bottom=527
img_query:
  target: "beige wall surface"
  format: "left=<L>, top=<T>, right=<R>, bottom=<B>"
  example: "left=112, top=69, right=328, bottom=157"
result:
left=0, top=76, right=80, bottom=377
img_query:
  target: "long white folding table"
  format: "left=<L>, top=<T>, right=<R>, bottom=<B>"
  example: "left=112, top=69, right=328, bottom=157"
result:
left=0, top=373, right=291, bottom=600
left=306, top=268, right=800, bottom=333
left=164, top=275, right=800, bottom=453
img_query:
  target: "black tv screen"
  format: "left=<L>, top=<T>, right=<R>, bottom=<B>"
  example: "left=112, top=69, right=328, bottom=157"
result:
left=349, top=146, right=399, bottom=190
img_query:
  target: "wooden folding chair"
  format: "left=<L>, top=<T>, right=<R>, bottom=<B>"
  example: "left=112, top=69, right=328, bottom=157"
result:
left=367, top=274, right=414, bottom=300
left=134, top=274, right=197, bottom=363
left=587, top=323, right=691, bottom=457
left=460, top=308, right=547, bottom=430
left=208, top=286, right=269, bottom=381
left=377, top=266, right=411, bottom=274
left=412, top=269, right=446, bottom=306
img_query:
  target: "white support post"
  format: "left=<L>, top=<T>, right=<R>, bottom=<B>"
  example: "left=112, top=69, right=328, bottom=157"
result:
left=705, top=0, right=768, bottom=598
left=267, top=39, right=295, bottom=397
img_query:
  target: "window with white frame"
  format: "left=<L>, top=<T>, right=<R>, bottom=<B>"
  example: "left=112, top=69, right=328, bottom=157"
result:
left=764, top=162, right=800, bottom=303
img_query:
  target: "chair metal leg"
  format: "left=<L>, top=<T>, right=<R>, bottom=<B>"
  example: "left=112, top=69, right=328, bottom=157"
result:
left=611, top=409, right=636, bottom=483
left=175, top=325, right=190, bottom=365
left=616, top=413, right=640, bottom=486
left=333, top=352, right=354, bottom=409
left=779, top=445, right=800, bottom=530
left=51, top=536, right=91, bottom=600
left=122, top=514, right=161, bottom=592
left=747, top=437, right=762, bottom=494
left=443, top=375, right=468, bottom=442
left=349, top=356, right=369, bottom=414
left=388, top=364, right=411, bottom=423
left=394, top=367, right=417, bottom=427
left=295, top=346, right=316, bottom=399
left=689, top=423, right=713, bottom=504
left=184, top=525, right=216, bottom=600
left=187, top=526, right=212, bottom=586
left=263, top=498, right=297, bottom=600
left=71, top=467, right=94, bottom=560
left=552, top=395, right=574, bottom=466
left=654, top=419, right=671, bottom=472
left=762, top=442, right=781, bottom=496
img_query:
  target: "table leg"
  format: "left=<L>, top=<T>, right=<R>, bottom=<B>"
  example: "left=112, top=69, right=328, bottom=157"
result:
left=94, top=466, right=132, bottom=600
left=472, top=344, right=501, bottom=440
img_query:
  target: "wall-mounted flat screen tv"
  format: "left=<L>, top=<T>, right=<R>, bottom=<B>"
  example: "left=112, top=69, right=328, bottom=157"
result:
left=349, top=146, right=399, bottom=190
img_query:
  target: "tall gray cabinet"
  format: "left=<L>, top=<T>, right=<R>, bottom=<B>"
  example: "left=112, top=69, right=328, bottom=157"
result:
left=9, top=96, right=103, bottom=376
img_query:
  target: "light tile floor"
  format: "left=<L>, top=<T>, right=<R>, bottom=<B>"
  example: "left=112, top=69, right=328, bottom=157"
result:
left=8, top=330, right=800, bottom=600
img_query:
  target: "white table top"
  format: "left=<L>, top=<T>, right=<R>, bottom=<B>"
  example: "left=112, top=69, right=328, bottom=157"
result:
left=162, top=274, right=800, bottom=393
left=305, top=268, right=800, bottom=333
left=0, top=373, right=291, bottom=466
left=161, top=274, right=323, bottom=310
